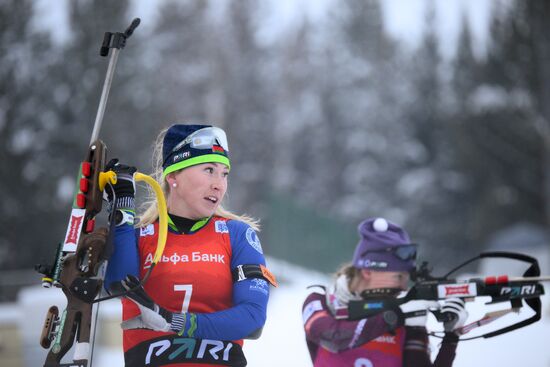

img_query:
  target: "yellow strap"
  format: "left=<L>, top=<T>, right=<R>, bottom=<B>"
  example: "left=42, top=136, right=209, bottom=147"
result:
left=98, top=171, right=117, bottom=191
left=134, top=172, right=168, bottom=265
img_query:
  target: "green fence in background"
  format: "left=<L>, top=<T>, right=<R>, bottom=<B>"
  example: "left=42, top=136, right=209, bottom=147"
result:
left=263, top=192, right=358, bottom=274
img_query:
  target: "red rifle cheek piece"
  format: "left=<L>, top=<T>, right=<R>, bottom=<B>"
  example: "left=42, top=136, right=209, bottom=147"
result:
left=81, top=162, right=91, bottom=177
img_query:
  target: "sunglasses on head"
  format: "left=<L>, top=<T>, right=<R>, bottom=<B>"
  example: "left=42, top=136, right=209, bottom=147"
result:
left=361, top=244, right=417, bottom=261
left=171, top=127, right=229, bottom=153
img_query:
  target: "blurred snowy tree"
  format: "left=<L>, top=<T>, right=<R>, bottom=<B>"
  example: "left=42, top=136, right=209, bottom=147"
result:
left=214, top=0, right=276, bottom=216
left=0, top=0, right=135, bottom=272
left=144, top=0, right=211, bottom=122
left=525, top=1, right=550, bottom=227
left=3, top=0, right=548, bottom=277
left=443, top=0, right=547, bottom=264
left=276, top=0, right=410, bottom=220
left=398, top=2, right=465, bottom=265
left=0, top=0, right=58, bottom=271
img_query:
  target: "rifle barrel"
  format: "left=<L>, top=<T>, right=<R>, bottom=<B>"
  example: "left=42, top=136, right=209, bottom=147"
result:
left=506, top=276, right=550, bottom=282
left=90, top=48, right=120, bottom=144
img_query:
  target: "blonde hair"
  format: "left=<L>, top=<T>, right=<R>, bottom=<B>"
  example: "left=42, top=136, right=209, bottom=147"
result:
left=138, top=127, right=260, bottom=231
left=335, top=262, right=363, bottom=293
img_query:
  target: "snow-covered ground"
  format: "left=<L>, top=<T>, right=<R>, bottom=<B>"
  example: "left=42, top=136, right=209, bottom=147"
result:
left=8, top=257, right=550, bottom=366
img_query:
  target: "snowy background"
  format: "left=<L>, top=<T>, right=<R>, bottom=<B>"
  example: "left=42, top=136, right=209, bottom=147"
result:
left=1, top=0, right=550, bottom=366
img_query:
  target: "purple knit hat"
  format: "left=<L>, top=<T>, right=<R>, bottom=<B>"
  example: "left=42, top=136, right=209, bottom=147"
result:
left=352, top=218, right=416, bottom=272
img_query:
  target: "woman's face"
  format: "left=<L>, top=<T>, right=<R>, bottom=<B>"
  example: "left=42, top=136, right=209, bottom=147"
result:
left=167, top=162, right=229, bottom=219
left=357, top=269, right=410, bottom=292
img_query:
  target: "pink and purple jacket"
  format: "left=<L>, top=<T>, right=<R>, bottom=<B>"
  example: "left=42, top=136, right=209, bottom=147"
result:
left=303, top=292, right=459, bottom=367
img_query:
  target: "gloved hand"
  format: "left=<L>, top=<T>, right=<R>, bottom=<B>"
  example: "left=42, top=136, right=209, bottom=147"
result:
left=441, top=298, right=468, bottom=333
left=399, top=300, right=440, bottom=327
left=103, top=158, right=137, bottom=211
left=120, top=275, right=174, bottom=332
left=326, top=274, right=361, bottom=317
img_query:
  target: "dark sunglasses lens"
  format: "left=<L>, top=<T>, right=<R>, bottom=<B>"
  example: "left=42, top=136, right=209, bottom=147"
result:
left=394, top=245, right=417, bottom=260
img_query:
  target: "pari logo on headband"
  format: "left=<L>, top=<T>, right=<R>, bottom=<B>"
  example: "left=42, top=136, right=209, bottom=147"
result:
left=356, top=258, right=389, bottom=269
left=162, top=124, right=231, bottom=178
left=173, top=151, right=191, bottom=163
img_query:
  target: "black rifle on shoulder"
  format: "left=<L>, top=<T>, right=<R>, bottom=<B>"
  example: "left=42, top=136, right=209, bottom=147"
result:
left=345, top=252, right=548, bottom=341
left=34, top=18, right=168, bottom=367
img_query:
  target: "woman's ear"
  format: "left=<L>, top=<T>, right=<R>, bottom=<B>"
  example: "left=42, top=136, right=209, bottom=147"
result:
left=165, top=173, right=176, bottom=188
left=350, top=268, right=372, bottom=293
left=360, top=269, right=372, bottom=282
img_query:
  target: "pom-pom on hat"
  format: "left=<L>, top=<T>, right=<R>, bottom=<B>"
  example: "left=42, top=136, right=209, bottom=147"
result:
left=352, top=218, right=417, bottom=272
left=162, top=124, right=230, bottom=178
